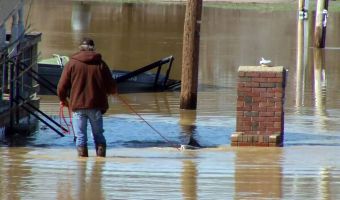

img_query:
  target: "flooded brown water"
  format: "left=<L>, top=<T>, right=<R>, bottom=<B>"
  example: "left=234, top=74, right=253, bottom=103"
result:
left=1, top=146, right=340, bottom=199
left=1, top=0, right=340, bottom=199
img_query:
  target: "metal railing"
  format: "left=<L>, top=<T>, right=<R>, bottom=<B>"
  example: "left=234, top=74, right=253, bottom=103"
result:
left=2, top=57, right=65, bottom=137
left=115, top=55, right=175, bottom=90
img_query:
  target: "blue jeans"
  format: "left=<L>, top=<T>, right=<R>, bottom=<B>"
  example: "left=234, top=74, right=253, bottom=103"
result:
left=72, top=109, right=106, bottom=147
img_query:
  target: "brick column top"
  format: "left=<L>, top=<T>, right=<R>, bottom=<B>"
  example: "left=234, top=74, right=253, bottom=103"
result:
left=238, top=66, right=285, bottom=72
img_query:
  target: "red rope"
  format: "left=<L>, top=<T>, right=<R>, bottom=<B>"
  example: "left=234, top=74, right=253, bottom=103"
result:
left=67, top=106, right=75, bottom=136
left=59, top=104, right=75, bottom=137
left=117, top=95, right=180, bottom=150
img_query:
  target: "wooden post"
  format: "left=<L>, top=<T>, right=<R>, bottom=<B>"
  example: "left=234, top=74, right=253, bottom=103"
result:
left=180, top=0, right=203, bottom=110
left=314, top=0, right=329, bottom=48
left=298, top=0, right=305, bottom=10
left=298, top=0, right=308, bottom=19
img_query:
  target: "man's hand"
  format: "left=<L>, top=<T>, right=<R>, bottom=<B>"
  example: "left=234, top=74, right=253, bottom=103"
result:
left=110, top=82, right=118, bottom=95
left=113, top=85, right=118, bottom=95
left=60, top=100, right=69, bottom=107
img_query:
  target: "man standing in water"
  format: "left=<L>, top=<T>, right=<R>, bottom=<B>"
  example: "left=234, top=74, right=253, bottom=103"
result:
left=57, top=38, right=117, bottom=157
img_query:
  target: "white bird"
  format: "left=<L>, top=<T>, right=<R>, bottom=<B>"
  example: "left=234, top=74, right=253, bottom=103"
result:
left=259, top=57, right=272, bottom=66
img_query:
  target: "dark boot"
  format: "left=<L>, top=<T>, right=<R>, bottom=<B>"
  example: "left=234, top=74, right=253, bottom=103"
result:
left=96, top=144, right=106, bottom=157
left=77, top=146, right=88, bottom=157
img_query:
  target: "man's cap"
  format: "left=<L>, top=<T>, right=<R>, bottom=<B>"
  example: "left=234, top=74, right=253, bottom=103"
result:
left=80, top=38, right=95, bottom=47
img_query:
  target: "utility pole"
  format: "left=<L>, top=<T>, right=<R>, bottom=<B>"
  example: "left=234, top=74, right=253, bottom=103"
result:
left=314, top=0, right=329, bottom=48
left=180, top=0, right=203, bottom=110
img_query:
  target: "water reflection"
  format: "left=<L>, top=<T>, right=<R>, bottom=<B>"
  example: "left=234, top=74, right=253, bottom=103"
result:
left=76, top=160, right=105, bottom=200
left=180, top=109, right=200, bottom=147
left=88, top=161, right=105, bottom=200
left=283, top=147, right=340, bottom=199
left=71, top=2, right=91, bottom=32
left=0, top=148, right=32, bottom=200
left=295, top=16, right=310, bottom=108
left=234, top=148, right=282, bottom=199
left=319, top=167, right=340, bottom=200
left=313, top=48, right=327, bottom=116
left=1, top=146, right=340, bottom=199
left=181, top=159, right=198, bottom=200
left=56, top=177, right=73, bottom=200
left=313, top=48, right=329, bottom=131
left=76, top=160, right=87, bottom=200
left=320, top=167, right=331, bottom=200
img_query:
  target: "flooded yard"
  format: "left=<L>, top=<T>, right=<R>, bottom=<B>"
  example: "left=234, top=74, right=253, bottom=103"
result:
left=1, top=146, right=340, bottom=199
left=1, top=0, right=340, bottom=199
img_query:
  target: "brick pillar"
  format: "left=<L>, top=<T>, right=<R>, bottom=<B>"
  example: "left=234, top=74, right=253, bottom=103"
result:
left=231, top=66, right=287, bottom=147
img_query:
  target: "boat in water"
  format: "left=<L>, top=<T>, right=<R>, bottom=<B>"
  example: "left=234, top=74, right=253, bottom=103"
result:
left=37, top=54, right=180, bottom=95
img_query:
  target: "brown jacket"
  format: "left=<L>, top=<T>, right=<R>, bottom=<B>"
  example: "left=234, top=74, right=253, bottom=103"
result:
left=57, top=51, right=117, bottom=113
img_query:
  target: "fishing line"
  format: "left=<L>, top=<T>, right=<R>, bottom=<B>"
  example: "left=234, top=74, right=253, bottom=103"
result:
left=116, top=95, right=181, bottom=150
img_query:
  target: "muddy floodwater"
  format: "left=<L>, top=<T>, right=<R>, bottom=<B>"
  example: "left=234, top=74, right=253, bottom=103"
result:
left=1, top=0, right=340, bottom=199
left=1, top=146, right=340, bottom=199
